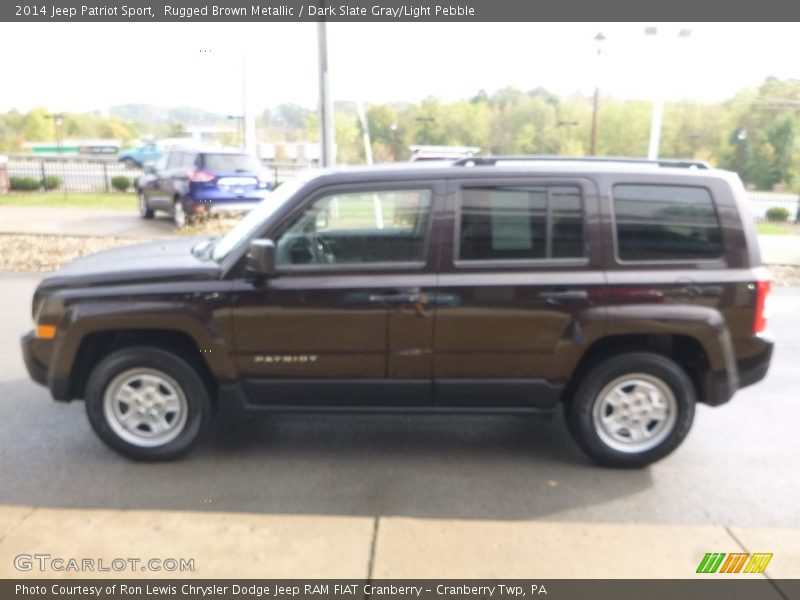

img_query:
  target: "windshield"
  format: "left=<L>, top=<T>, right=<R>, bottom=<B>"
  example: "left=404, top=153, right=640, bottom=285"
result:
left=202, top=153, right=262, bottom=173
left=211, top=180, right=305, bottom=262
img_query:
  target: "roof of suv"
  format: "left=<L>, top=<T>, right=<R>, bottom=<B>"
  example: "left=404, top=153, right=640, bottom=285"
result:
left=304, top=156, right=737, bottom=187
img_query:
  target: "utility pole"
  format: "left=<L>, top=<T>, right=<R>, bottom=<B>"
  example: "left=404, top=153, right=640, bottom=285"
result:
left=357, top=100, right=373, bottom=165
left=317, top=21, right=335, bottom=167
left=242, top=48, right=257, bottom=155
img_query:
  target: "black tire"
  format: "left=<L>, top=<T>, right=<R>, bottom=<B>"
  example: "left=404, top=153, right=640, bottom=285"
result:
left=85, top=347, right=211, bottom=460
left=173, top=197, right=188, bottom=229
left=123, top=158, right=138, bottom=170
left=565, top=352, right=695, bottom=468
left=138, top=190, right=154, bottom=219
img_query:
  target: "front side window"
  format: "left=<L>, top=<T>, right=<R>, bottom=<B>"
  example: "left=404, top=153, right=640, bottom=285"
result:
left=275, top=189, right=432, bottom=267
left=458, top=185, right=584, bottom=261
left=613, top=184, right=722, bottom=261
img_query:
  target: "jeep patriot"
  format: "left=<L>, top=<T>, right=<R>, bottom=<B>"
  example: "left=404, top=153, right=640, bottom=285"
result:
left=21, top=157, right=774, bottom=466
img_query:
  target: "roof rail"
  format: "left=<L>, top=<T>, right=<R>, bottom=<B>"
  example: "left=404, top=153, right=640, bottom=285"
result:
left=452, top=155, right=710, bottom=169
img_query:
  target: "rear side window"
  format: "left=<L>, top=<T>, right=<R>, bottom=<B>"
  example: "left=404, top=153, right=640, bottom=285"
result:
left=458, top=185, right=584, bottom=261
left=613, top=184, right=722, bottom=261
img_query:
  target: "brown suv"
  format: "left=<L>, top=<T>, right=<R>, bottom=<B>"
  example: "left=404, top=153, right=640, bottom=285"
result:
left=21, top=157, right=774, bottom=466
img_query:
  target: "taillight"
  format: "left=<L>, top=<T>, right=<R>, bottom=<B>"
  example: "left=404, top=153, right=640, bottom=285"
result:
left=753, top=278, right=771, bottom=334
left=187, top=170, right=215, bottom=183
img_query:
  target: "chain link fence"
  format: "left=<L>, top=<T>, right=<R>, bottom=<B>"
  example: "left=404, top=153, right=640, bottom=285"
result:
left=6, top=155, right=140, bottom=192
left=3, top=155, right=315, bottom=194
left=745, top=191, right=800, bottom=222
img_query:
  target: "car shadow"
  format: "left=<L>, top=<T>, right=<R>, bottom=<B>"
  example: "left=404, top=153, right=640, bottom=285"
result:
left=0, top=378, right=653, bottom=520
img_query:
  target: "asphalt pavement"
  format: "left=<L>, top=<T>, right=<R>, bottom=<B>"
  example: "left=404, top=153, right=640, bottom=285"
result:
left=0, top=206, right=175, bottom=239
left=1, top=272, right=798, bottom=529
left=2, top=272, right=799, bottom=582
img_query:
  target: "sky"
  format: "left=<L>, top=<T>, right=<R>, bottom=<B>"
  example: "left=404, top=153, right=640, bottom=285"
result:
left=0, top=22, right=798, bottom=115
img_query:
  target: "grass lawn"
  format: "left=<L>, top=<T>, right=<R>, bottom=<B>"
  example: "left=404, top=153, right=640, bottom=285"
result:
left=756, top=221, right=797, bottom=235
left=0, top=192, right=137, bottom=211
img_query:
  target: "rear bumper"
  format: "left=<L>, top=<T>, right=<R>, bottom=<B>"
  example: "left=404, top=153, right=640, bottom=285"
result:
left=204, top=201, right=260, bottom=215
left=737, top=332, right=774, bottom=389
left=705, top=332, right=774, bottom=406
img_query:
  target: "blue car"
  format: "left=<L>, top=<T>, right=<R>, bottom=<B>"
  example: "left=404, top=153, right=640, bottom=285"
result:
left=136, top=148, right=273, bottom=228
left=118, top=141, right=165, bottom=169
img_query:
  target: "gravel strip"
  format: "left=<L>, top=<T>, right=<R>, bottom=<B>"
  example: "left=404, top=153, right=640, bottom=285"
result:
left=0, top=234, right=143, bottom=272
left=2, top=232, right=800, bottom=286
left=767, top=265, right=800, bottom=287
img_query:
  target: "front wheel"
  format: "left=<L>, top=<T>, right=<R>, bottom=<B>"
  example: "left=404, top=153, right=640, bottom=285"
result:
left=85, top=347, right=211, bottom=460
left=565, top=352, right=695, bottom=468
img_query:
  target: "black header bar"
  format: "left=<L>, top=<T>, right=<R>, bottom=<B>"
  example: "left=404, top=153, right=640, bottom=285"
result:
left=3, top=0, right=800, bottom=22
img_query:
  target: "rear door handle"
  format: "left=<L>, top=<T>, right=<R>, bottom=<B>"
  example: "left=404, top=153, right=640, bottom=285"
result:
left=539, top=290, right=588, bottom=301
left=368, top=290, right=422, bottom=304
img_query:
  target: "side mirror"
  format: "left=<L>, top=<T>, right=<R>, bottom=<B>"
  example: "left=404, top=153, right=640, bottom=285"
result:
left=245, top=239, right=276, bottom=278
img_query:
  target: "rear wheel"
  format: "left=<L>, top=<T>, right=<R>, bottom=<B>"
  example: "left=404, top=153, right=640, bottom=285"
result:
left=85, top=347, right=211, bottom=460
left=123, top=158, right=138, bottom=170
left=565, top=352, right=695, bottom=468
left=138, top=190, right=154, bottom=219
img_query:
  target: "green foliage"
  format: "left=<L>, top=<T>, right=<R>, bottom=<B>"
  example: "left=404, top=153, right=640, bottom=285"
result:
left=42, top=175, right=62, bottom=190
left=6, top=77, right=800, bottom=191
left=9, top=177, right=40, bottom=191
left=765, top=207, right=791, bottom=222
left=111, top=175, right=131, bottom=192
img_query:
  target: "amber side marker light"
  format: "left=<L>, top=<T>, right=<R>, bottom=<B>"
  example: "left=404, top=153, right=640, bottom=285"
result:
left=35, top=324, right=57, bottom=339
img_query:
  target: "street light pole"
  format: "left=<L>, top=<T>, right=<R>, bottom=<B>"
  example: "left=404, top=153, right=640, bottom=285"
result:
left=589, top=32, right=605, bottom=156
left=390, top=123, right=398, bottom=161
left=46, top=113, right=66, bottom=199
left=646, top=27, right=691, bottom=160
left=317, top=21, right=335, bottom=167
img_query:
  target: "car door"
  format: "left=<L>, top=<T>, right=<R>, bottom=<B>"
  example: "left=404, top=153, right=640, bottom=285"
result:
left=432, top=176, right=605, bottom=408
left=142, top=153, right=170, bottom=208
left=230, top=181, right=445, bottom=408
left=149, top=151, right=180, bottom=209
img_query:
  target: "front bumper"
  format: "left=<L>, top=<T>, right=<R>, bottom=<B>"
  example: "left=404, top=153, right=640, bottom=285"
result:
left=21, top=330, right=47, bottom=387
left=204, top=201, right=260, bottom=215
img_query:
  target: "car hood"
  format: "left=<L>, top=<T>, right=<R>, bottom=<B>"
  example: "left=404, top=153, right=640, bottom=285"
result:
left=37, top=236, right=222, bottom=291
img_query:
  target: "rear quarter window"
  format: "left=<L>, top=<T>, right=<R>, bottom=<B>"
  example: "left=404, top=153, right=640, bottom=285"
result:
left=612, top=184, right=722, bottom=262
